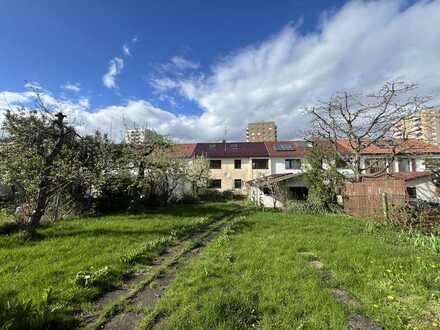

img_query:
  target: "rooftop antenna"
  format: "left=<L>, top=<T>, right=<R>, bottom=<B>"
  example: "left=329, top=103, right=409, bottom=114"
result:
left=223, top=126, right=228, bottom=152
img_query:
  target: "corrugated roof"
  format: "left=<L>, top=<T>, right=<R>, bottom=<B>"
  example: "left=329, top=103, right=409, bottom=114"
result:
left=362, top=171, right=432, bottom=182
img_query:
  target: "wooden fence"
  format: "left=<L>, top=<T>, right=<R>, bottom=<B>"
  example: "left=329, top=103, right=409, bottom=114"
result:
left=343, top=179, right=407, bottom=218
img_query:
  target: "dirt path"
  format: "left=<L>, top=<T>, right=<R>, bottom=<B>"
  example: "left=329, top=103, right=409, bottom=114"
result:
left=77, top=213, right=232, bottom=330
left=299, top=251, right=382, bottom=330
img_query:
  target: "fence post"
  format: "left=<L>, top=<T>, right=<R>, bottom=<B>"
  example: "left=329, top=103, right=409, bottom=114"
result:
left=382, top=192, right=389, bottom=223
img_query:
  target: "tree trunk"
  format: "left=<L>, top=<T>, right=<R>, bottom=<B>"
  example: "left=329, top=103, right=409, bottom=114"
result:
left=29, top=175, right=50, bottom=228
left=28, top=114, right=66, bottom=230
left=353, top=153, right=362, bottom=182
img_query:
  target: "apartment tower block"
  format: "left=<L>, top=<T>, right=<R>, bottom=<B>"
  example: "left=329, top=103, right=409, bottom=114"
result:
left=246, top=122, right=277, bottom=142
left=392, top=108, right=440, bottom=145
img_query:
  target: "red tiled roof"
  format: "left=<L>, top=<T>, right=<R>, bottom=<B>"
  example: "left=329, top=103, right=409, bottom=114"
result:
left=264, top=141, right=310, bottom=157
left=169, top=143, right=197, bottom=157
left=362, top=171, right=432, bottom=182
left=334, top=139, right=440, bottom=155
left=193, top=142, right=268, bottom=158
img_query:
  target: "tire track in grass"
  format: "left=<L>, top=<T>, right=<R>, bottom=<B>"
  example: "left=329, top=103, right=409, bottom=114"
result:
left=298, top=251, right=383, bottom=330
left=80, top=211, right=245, bottom=330
left=101, top=221, right=227, bottom=330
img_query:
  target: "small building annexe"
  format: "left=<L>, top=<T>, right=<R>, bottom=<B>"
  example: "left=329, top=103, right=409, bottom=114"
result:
left=174, top=139, right=440, bottom=207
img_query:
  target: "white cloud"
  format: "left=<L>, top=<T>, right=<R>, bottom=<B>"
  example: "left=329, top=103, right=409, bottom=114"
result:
left=62, top=82, right=81, bottom=93
left=169, top=56, right=199, bottom=70
left=151, top=0, right=440, bottom=141
left=102, top=57, right=124, bottom=89
left=0, top=91, right=34, bottom=109
left=24, top=81, right=42, bottom=91
left=149, top=78, right=180, bottom=93
left=0, top=89, right=90, bottom=136
left=122, top=44, right=131, bottom=57
left=63, top=99, right=210, bottom=142
left=4, top=0, right=440, bottom=143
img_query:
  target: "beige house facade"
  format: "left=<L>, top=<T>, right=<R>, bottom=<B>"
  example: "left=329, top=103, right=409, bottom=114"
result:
left=174, top=139, right=440, bottom=206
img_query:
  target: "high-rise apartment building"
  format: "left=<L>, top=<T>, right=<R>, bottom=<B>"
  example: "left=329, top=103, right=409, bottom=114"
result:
left=392, top=108, right=440, bottom=145
left=246, top=122, right=277, bottom=142
left=124, top=129, right=151, bottom=144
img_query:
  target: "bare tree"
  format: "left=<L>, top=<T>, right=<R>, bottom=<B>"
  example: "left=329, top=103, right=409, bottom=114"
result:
left=309, top=81, right=429, bottom=182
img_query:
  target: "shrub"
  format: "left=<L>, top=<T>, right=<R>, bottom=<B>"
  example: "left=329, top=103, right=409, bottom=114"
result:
left=389, top=203, right=440, bottom=234
left=286, top=200, right=340, bottom=215
left=177, top=193, right=200, bottom=204
left=199, top=190, right=226, bottom=202
left=222, top=190, right=234, bottom=200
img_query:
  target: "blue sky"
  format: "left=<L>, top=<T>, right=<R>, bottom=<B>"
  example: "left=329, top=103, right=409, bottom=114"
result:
left=1, top=0, right=439, bottom=141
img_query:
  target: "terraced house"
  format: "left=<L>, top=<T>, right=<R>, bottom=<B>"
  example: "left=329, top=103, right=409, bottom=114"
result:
left=175, top=139, right=440, bottom=206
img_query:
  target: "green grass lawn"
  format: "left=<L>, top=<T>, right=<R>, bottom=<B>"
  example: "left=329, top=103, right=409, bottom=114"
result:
left=148, top=210, right=440, bottom=330
left=0, top=202, right=238, bottom=321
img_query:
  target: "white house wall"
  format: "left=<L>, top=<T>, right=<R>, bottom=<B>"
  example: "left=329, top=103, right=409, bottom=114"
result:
left=407, top=177, right=440, bottom=203
left=248, top=185, right=284, bottom=208
left=270, top=157, right=303, bottom=175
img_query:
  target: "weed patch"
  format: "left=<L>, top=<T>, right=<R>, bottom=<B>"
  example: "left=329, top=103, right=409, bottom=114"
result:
left=149, top=211, right=439, bottom=329
left=0, top=202, right=239, bottom=328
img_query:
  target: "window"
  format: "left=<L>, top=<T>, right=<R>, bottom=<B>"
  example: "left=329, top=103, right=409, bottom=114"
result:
left=234, top=179, right=242, bottom=189
left=252, top=159, right=268, bottom=169
left=411, top=159, right=417, bottom=172
left=398, top=159, right=410, bottom=172
left=208, top=179, right=221, bottom=189
left=262, top=187, right=272, bottom=195
left=285, top=159, right=302, bottom=170
left=289, top=187, right=309, bottom=201
left=365, top=158, right=386, bottom=174
left=335, top=157, right=349, bottom=169
left=407, top=187, right=417, bottom=199
left=209, top=160, right=221, bottom=169
left=234, top=159, right=241, bottom=169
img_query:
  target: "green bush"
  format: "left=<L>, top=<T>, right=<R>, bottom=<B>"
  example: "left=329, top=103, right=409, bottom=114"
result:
left=389, top=203, right=440, bottom=234
left=285, top=200, right=340, bottom=215
left=176, top=193, right=200, bottom=204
